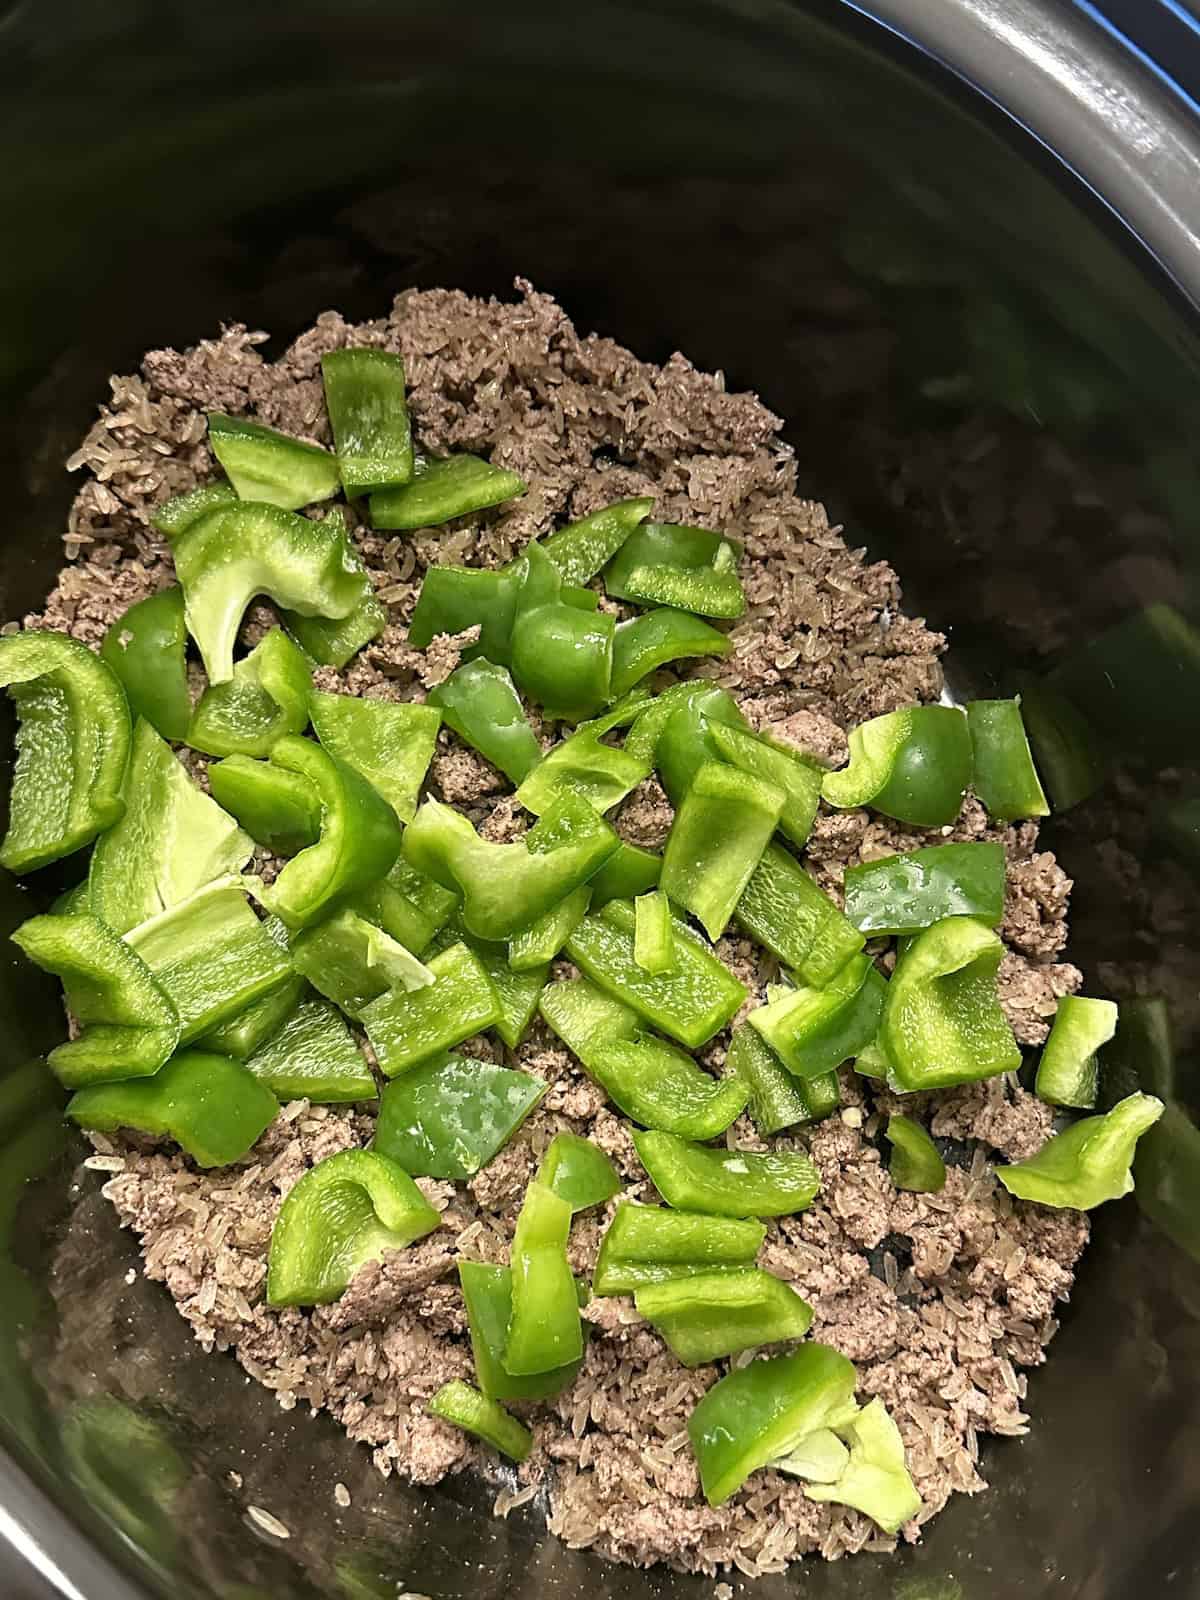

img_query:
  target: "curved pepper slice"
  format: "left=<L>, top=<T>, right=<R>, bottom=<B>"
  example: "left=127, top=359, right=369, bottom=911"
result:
left=266, top=1148, right=440, bottom=1307
left=371, top=452, right=526, bottom=530
left=593, top=1203, right=765, bottom=1296
left=727, top=1024, right=812, bottom=1135
left=321, top=348, right=413, bottom=497
left=654, top=685, right=750, bottom=806
left=67, top=1048, right=277, bottom=1168
left=539, top=1131, right=621, bottom=1212
left=201, top=915, right=303, bottom=1059
left=459, top=1261, right=583, bottom=1400
left=587, top=841, right=662, bottom=905
left=623, top=680, right=724, bottom=768
left=173, top=502, right=364, bottom=684
left=100, top=587, right=191, bottom=741
left=1034, top=994, right=1117, bottom=1110
left=735, top=843, right=864, bottom=989
left=514, top=691, right=652, bottom=816
left=997, top=1091, right=1163, bottom=1210
left=509, top=885, right=591, bottom=972
left=207, top=755, right=321, bottom=857
left=633, top=889, right=674, bottom=975
left=510, top=545, right=614, bottom=723
left=188, top=627, right=312, bottom=758
left=610, top=610, right=730, bottom=698
left=152, top=480, right=238, bottom=539
left=505, top=1177, right=582, bottom=1375
left=541, top=497, right=654, bottom=585
left=662, top=759, right=785, bottom=940
left=427, top=659, right=542, bottom=786
left=591, top=1033, right=750, bottom=1140
left=427, top=1379, right=531, bottom=1463
left=349, top=857, right=459, bottom=957
left=309, top=689, right=441, bottom=824
left=884, top=1114, right=947, bottom=1192
left=882, top=916, right=1021, bottom=1092
left=539, top=973, right=639, bottom=1061
left=843, top=841, right=1006, bottom=937
left=605, top=522, right=746, bottom=619
left=361, top=941, right=503, bottom=1078
left=708, top=722, right=825, bottom=850
left=374, top=1054, right=544, bottom=1179
left=749, top=956, right=887, bottom=1081
left=261, top=735, right=403, bottom=928
left=291, top=908, right=433, bottom=1019
left=634, top=1129, right=820, bottom=1218
left=245, top=993, right=375, bottom=1102
left=11, top=913, right=179, bottom=1087
left=207, top=412, right=340, bottom=511
left=0, top=631, right=131, bottom=873
left=803, top=1398, right=922, bottom=1533
left=822, top=705, right=972, bottom=826
left=278, top=507, right=387, bottom=669
left=966, top=698, right=1049, bottom=821
left=636, top=1268, right=813, bottom=1367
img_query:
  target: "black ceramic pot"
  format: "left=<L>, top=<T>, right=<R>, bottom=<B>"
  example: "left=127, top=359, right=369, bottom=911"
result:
left=2, top=2, right=1199, bottom=1596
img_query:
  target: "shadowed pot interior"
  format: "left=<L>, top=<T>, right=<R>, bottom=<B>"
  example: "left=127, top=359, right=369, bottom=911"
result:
left=1, top=1, right=1199, bottom=1597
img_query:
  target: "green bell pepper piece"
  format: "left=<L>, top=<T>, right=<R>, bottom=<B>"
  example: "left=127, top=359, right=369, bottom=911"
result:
left=843, top=841, right=1006, bottom=937
left=261, top=735, right=404, bottom=928
left=1010, top=669, right=1107, bottom=813
left=803, top=1398, right=922, bottom=1533
left=734, top=843, right=864, bottom=988
left=100, top=586, right=191, bottom=742
left=291, top=908, right=434, bottom=1019
left=430, top=920, right=547, bottom=1049
left=67, top=1048, right=277, bottom=1167
left=587, top=841, right=663, bottom=905
left=207, top=755, right=321, bottom=857
left=188, top=627, right=312, bottom=758
left=998, top=1091, right=1163, bottom=1209
left=374, top=1054, right=544, bottom=1179
left=966, top=698, right=1049, bottom=821
left=591, top=1033, right=750, bottom=1139
left=566, top=898, right=745, bottom=1048
left=459, top=1261, right=583, bottom=1400
left=882, top=916, right=1021, bottom=1092
left=605, top=522, right=746, bottom=619
left=623, top=680, right=721, bottom=768
left=654, top=685, right=750, bottom=806
left=688, top=1343, right=858, bottom=1505
left=707, top=722, right=825, bottom=850
left=407, top=565, right=520, bottom=662
left=89, top=720, right=252, bottom=934
left=822, top=705, right=972, bottom=827
left=321, top=348, right=413, bottom=497
left=593, top=1202, right=765, bottom=1296
left=245, top=993, right=375, bottom=1102
left=151, top=480, right=238, bottom=538
left=884, top=1114, right=947, bottom=1192
left=513, top=692, right=652, bottom=816
left=427, top=1379, right=532, bottom=1464
left=1035, top=994, right=1117, bottom=1110
left=206, top=412, right=340, bottom=511
left=278, top=506, right=387, bottom=669
left=540, top=497, right=654, bottom=585
left=662, top=760, right=785, bottom=940
left=539, top=1131, right=621, bottom=1211
left=173, top=502, right=364, bottom=684
left=11, top=913, right=179, bottom=1087
left=773, top=1429, right=850, bottom=1484
left=427, top=659, right=542, bottom=786
left=403, top=789, right=619, bottom=942
left=0, top=631, right=131, bottom=874
left=610, top=610, right=730, bottom=698
left=508, top=885, right=591, bottom=971
left=348, top=857, right=458, bottom=955
left=505, top=1177, right=582, bottom=1375
left=266, top=1148, right=440, bottom=1307
left=200, top=916, right=303, bottom=1058
left=361, top=942, right=503, bottom=1077
left=633, top=889, right=674, bottom=975
left=635, top=1129, right=820, bottom=1219
left=371, top=452, right=526, bottom=529
left=636, top=1268, right=813, bottom=1367
left=727, top=1024, right=838, bottom=1133
left=510, top=545, right=615, bottom=723
left=309, top=689, right=440, bottom=825
left=539, top=973, right=639, bottom=1061
left=749, top=956, right=886, bottom=1081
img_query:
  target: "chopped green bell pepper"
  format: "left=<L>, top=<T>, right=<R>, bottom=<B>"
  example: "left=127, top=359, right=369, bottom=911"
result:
left=590, top=1033, right=750, bottom=1139
left=843, top=841, right=1006, bottom=937
left=514, top=692, right=652, bottom=816
left=505, top=1176, right=582, bottom=1375
left=1010, top=669, right=1107, bottom=813
left=749, top=956, right=886, bottom=1081
left=593, top=1202, right=765, bottom=1296
left=803, top=1398, right=921, bottom=1533
left=539, top=1131, right=621, bottom=1211
left=1034, top=994, right=1117, bottom=1110
left=151, top=481, right=238, bottom=539
left=427, top=1379, right=531, bottom=1463
left=266, top=1148, right=440, bottom=1306
left=0, top=631, right=131, bottom=874
left=508, top=885, right=591, bottom=971
left=278, top=507, right=387, bottom=669
left=654, top=685, right=750, bottom=806
left=207, top=755, right=321, bottom=857
left=587, top=841, right=662, bottom=905
left=708, top=722, right=824, bottom=849
left=188, top=627, right=312, bottom=759
left=430, top=920, right=547, bottom=1049
left=884, top=1114, right=947, bottom=1192
left=539, top=973, right=639, bottom=1061
left=374, top=1054, right=544, bottom=1179
left=773, top=1429, right=849, bottom=1484
left=634, top=1129, right=820, bottom=1218
left=605, top=522, right=746, bottom=619
left=623, top=680, right=722, bottom=768
left=361, top=941, right=503, bottom=1077
left=636, top=1268, right=813, bottom=1366
left=244, top=992, right=374, bottom=1102
left=100, top=586, right=191, bottom=742
left=291, top=908, right=434, bottom=1019
left=541, top=497, right=654, bottom=585
left=348, top=857, right=458, bottom=956
left=427, top=658, right=542, bottom=785
left=371, top=452, right=526, bottom=530
left=610, top=610, right=730, bottom=698
left=966, top=698, right=1049, bottom=821
left=633, top=889, right=674, bottom=974
left=407, top=565, right=520, bottom=663
left=320, top=348, right=413, bottom=497
left=459, top=1261, right=584, bottom=1400
left=734, top=843, right=864, bottom=988
left=822, top=705, right=973, bottom=827
left=67, top=1048, right=277, bottom=1167
left=200, top=916, right=303, bottom=1059
left=998, top=1091, right=1163, bottom=1210
left=727, top=1024, right=813, bottom=1135
left=510, top=545, right=615, bottom=722
left=207, top=412, right=340, bottom=511
left=309, top=689, right=440, bottom=825
left=662, top=759, right=785, bottom=940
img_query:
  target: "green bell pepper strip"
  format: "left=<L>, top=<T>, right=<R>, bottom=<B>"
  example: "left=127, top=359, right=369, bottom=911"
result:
left=604, top=522, right=746, bottom=619
left=309, top=689, right=441, bottom=825
left=320, top=348, right=413, bottom=497
left=727, top=1024, right=812, bottom=1135
left=407, top=565, right=520, bottom=662
left=100, top=586, right=191, bottom=742
left=459, top=1261, right=584, bottom=1400
left=207, top=755, right=321, bottom=857
left=539, top=1131, right=621, bottom=1211
left=540, top=497, right=654, bottom=585
left=513, top=692, right=653, bottom=816
left=662, top=760, right=785, bottom=941
left=654, top=686, right=750, bottom=806
left=244, top=993, right=374, bottom=1102
left=89, top=719, right=252, bottom=935
left=0, top=631, right=131, bottom=874
left=200, top=916, right=303, bottom=1058
left=881, top=916, right=1021, bottom=1092
left=800, top=1069, right=841, bottom=1121
left=749, top=956, right=887, bottom=1081
left=127, top=878, right=296, bottom=1044
left=374, top=1054, right=544, bottom=1179
left=998, top=1091, right=1163, bottom=1210
left=885, top=1114, right=947, bottom=1193
left=266, top=1148, right=440, bottom=1307
left=427, top=1380, right=532, bottom=1464
left=371, top=452, right=527, bottom=530
left=623, top=680, right=721, bottom=768
left=427, top=659, right=542, bottom=786
left=1034, top=994, right=1117, bottom=1110
left=67, top=1049, right=278, bottom=1168
left=587, top=841, right=662, bottom=905
left=430, top=921, right=547, bottom=1050
left=291, top=909, right=434, bottom=1019
left=151, top=481, right=238, bottom=539
left=688, top=1343, right=859, bottom=1506
left=539, top=974, right=639, bottom=1062
left=633, top=889, right=674, bottom=974
left=803, top=1399, right=921, bottom=1533
left=11, top=913, right=179, bottom=1088
left=822, top=705, right=972, bottom=827
left=505, top=1177, right=582, bottom=1375
left=206, top=412, right=340, bottom=511
left=348, top=857, right=458, bottom=956
left=510, top=545, right=615, bottom=723
left=843, top=841, right=1006, bottom=937
left=261, top=735, right=404, bottom=928
left=566, top=898, right=746, bottom=1049
left=593, top=1203, right=765, bottom=1296
left=635, top=1269, right=813, bottom=1367
left=278, top=506, right=387, bottom=669
left=403, top=790, right=619, bottom=942
left=635, top=1129, right=820, bottom=1219
left=966, top=698, right=1049, bottom=821
left=508, top=885, right=591, bottom=972
left=173, top=502, right=364, bottom=685
left=590, top=1033, right=750, bottom=1139
left=707, top=722, right=824, bottom=850
left=734, top=843, right=864, bottom=988
left=773, top=1429, right=850, bottom=1484
left=361, top=942, right=503, bottom=1077
left=610, top=610, right=730, bottom=698
left=188, top=627, right=312, bottom=759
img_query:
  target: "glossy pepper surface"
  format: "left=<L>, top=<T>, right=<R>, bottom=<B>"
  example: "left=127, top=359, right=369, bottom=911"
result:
left=508, top=885, right=591, bottom=972
left=539, top=974, right=639, bottom=1063
left=510, top=545, right=614, bottom=722
left=152, top=481, right=238, bottom=538
left=278, top=507, right=387, bottom=668
left=407, top=564, right=520, bottom=663
left=207, top=755, right=322, bottom=857
left=610, top=609, right=730, bottom=698
left=200, top=916, right=303, bottom=1059
left=998, top=1091, right=1163, bottom=1210
left=540, top=497, right=654, bottom=585
left=427, top=659, right=543, bottom=786
left=728, top=1024, right=812, bottom=1135
left=309, top=688, right=441, bottom=824
left=604, top=522, right=746, bottom=619
left=374, top=1054, right=544, bottom=1179
left=427, top=1380, right=532, bottom=1463
left=735, top=843, right=864, bottom=988
left=291, top=908, right=434, bottom=1019
left=749, top=956, right=886, bottom=1081
left=371, top=451, right=526, bottom=529
left=590, top=1032, right=750, bottom=1139
left=842, top=841, right=1006, bottom=937
left=1034, top=994, right=1117, bottom=1109
left=587, top=841, right=662, bottom=905
left=348, top=857, right=458, bottom=958
left=459, top=1261, right=585, bottom=1401
left=633, top=889, right=674, bottom=975
left=634, top=1129, right=820, bottom=1218
left=652, top=684, right=749, bottom=805
left=803, top=1399, right=922, bottom=1533
left=428, top=920, right=547, bottom=1050
left=504, top=1178, right=582, bottom=1376
left=822, top=705, right=972, bottom=826
left=708, top=721, right=825, bottom=849
left=188, top=627, right=312, bottom=758
left=244, top=994, right=375, bottom=1103
left=320, top=348, right=413, bottom=497
left=593, top=1203, right=765, bottom=1296
left=361, top=942, right=503, bottom=1077
left=661, top=759, right=784, bottom=940
left=966, top=697, right=1049, bottom=821
left=539, top=1132, right=622, bottom=1211
left=206, top=412, right=340, bottom=511
left=100, top=586, right=191, bottom=742
left=514, top=692, right=651, bottom=816
left=884, top=1114, right=947, bottom=1192
left=636, top=1269, right=813, bottom=1366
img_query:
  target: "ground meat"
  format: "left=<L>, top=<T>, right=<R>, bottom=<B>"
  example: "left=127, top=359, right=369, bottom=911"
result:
left=616, top=776, right=674, bottom=849
left=420, top=626, right=481, bottom=689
